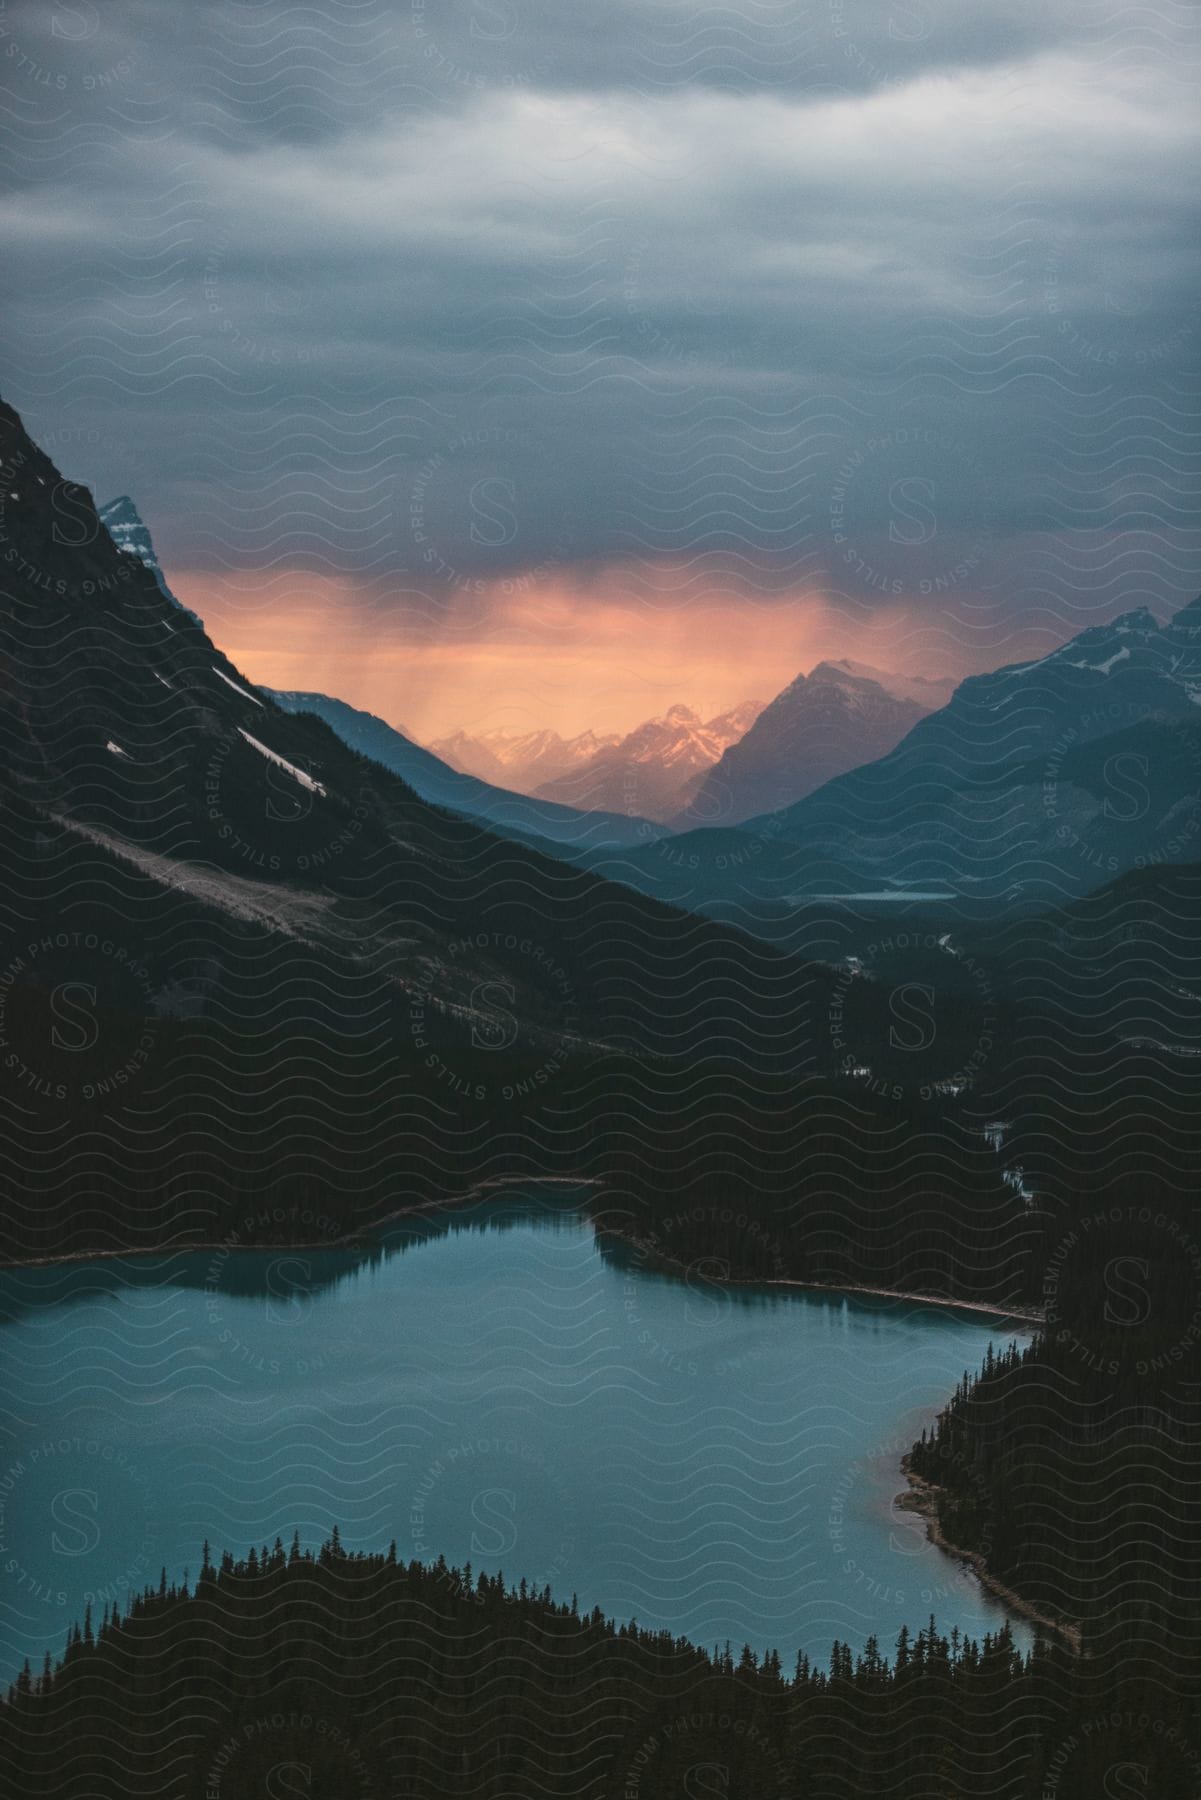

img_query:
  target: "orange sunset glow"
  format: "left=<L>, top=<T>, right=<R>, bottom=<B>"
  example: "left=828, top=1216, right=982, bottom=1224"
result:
left=169, top=565, right=994, bottom=743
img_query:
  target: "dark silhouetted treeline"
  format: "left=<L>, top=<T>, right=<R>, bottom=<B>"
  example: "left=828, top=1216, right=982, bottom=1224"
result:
left=911, top=1181, right=1201, bottom=1698
left=6, top=1535, right=1199, bottom=1799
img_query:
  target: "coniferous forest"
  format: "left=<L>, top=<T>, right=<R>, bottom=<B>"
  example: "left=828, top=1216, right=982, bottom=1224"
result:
left=1, top=389, right=1200, bottom=1797
left=2, top=1181, right=1197, bottom=1796
left=3, top=1534, right=1196, bottom=1800
left=4, top=3, right=1201, bottom=1795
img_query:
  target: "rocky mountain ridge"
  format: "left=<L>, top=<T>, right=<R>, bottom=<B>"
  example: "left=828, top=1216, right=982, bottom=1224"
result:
left=680, top=660, right=954, bottom=826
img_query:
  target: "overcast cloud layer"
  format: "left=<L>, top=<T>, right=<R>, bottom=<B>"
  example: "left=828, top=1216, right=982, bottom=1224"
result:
left=1, top=0, right=1199, bottom=734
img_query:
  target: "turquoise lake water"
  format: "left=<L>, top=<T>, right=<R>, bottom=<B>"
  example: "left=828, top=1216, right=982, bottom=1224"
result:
left=0, top=1193, right=1031, bottom=1687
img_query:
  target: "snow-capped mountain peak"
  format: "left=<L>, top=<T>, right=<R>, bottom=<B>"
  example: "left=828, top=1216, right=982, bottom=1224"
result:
left=522, top=699, right=764, bottom=821
left=430, top=724, right=623, bottom=789
left=98, top=495, right=198, bottom=622
left=99, top=495, right=161, bottom=573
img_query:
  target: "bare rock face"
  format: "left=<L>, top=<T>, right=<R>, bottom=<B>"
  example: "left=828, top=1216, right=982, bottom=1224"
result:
left=680, top=661, right=953, bottom=827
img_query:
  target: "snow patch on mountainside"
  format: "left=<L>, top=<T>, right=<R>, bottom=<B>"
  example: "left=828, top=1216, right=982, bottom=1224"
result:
left=1069, top=645, right=1130, bottom=675
left=238, top=729, right=326, bottom=794
left=214, top=668, right=264, bottom=707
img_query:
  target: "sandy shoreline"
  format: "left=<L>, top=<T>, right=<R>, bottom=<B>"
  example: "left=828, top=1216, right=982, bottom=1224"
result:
left=595, top=1222, right=1042, bottom=1327
left=897, top=1460, right=1082, bottom=1654
left=753, top=1274, right=1037, bottom=1326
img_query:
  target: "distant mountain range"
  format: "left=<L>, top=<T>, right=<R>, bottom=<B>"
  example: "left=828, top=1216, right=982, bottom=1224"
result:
left=95, top=485, right=1200, bottom=923
left=93, top=500, right=665, bottom=851
left=430, top=725, right=622, bottom=791
left=679, top=661, right=954, bottom=826
left=531, top=700, right=765, bottom=822
left=266, top=691, right=667, bottom=850
left=590, top=603, right=1201, bottom=914
left=429, top=662, right=955, bottom=830
left=431, top=702, right=766, bottom=823
left=1, top=395, right=859, bottom=1259
left=7, top=396, right=1194, bottom=1313
left=750, top=604, right=1201, bottom=894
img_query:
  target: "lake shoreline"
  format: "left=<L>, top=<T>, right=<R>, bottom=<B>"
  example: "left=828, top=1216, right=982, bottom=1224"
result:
left=746, top=1272, right=1036, bottom=1326
left=897, top=1460, right=1082, bottom=1654
left=0, top=1177, right=1043, bottom=1328
left=595, top=1221, right=1043, bottom=1327
left=1, top=1176, right=1058, bottom=1668
left=0, top=1174, right=599, bottom=1272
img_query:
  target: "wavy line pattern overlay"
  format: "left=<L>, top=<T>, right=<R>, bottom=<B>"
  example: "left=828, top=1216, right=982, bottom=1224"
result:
left=0, top=2, right=1199, bottom=1796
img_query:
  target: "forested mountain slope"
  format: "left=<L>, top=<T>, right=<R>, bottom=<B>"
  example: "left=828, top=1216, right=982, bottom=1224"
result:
left=0, top=1535, right=1156, bottom=1800
left=1, top=397, right=1016, bottom=1278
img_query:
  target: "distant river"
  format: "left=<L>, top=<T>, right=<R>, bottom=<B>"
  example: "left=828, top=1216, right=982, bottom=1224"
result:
left=0, top=1192, right=1030, bottom=1688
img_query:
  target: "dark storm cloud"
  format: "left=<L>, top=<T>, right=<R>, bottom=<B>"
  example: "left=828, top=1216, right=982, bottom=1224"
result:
left=0, top=0, right=1099, bottom=135
left=1, top=0, right=1199, bottom=648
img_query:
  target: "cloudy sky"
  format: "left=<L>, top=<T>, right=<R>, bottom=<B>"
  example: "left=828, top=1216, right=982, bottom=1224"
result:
left=2, top=0, right=1199, bottom=739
